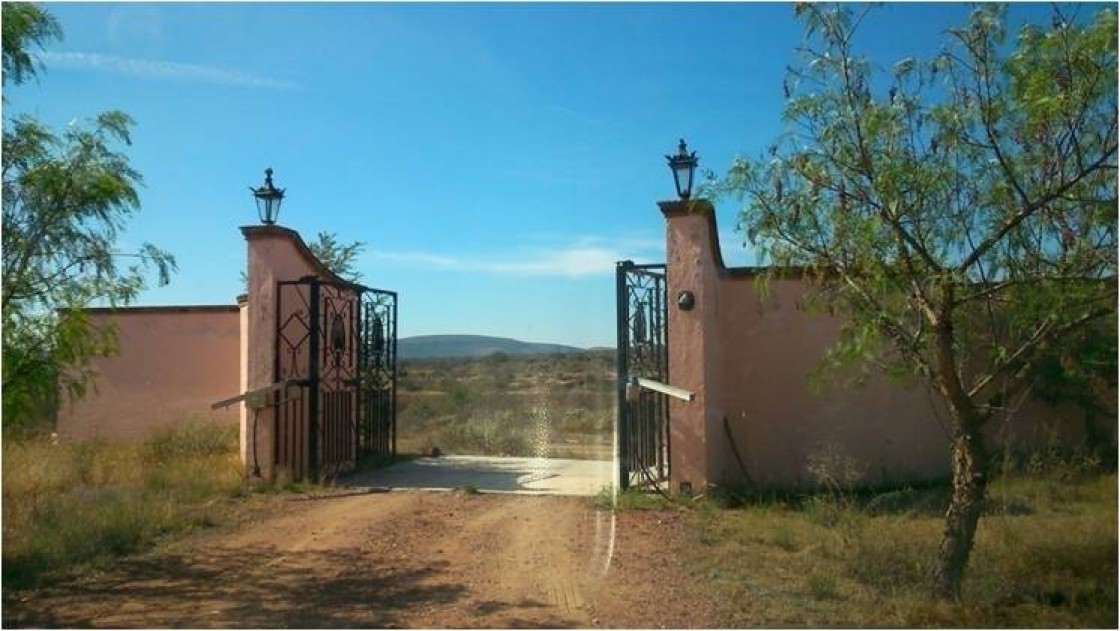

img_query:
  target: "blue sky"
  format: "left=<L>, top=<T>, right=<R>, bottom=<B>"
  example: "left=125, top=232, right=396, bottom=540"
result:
left=7, top=1, right=1066, bottom=347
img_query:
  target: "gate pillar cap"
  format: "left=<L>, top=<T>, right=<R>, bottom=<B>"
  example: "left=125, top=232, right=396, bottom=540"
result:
left=658, top=198, right=714, bottom=218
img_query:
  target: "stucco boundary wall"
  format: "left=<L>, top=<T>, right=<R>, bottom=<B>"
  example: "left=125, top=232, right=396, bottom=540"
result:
left=56, top=224, right=357, bottom=483
left=660, top=200, right=1100, bottom=493
left=56, top=305, right=242, bottom=441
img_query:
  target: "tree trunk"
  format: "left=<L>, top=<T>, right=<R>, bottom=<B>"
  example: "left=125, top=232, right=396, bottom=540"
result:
left=931, top=417, right=988, bottom=600
left=929, top=297, right=989, bottom=601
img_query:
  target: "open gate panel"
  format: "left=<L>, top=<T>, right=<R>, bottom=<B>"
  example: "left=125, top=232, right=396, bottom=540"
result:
left=274, top=277, right=396, bottom=481
left=615, top=261, right=670, bottom=491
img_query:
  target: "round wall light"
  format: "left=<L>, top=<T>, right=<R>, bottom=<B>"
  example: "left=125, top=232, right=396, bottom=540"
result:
left=677, top=290, right=695, bottom=311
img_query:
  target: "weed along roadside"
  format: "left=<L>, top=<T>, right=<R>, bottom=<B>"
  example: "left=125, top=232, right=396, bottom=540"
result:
left=599, top=465, right=1117, bottom=628
left=1, top=422, right=318, bottom=592
left=2, top=416, right=1116, bottom=627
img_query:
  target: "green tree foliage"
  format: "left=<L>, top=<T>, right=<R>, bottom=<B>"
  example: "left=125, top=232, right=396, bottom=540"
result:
left=709, top=3, right=1116, bottom=599
left=308, top=231, right=365, bottom=282
left=1, top=2, right=59, bottom=87
left=2, top=3, right=176, bottom=428
left=1028, top=324, right=1116, bottom=456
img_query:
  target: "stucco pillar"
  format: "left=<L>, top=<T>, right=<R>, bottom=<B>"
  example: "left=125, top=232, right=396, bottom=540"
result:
left=237, top=294, right=250, bottom=471
left=241, top=226, right=282, bottom=479
left=660, top=199, right=724, bottom=494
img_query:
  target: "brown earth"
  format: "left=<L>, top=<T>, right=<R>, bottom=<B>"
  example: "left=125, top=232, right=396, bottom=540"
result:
left=3, top=492, right=728, bottom=629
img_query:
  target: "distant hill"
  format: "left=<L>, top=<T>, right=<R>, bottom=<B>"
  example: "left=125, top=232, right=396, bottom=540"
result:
left=398, top=335, right=584, bottom=360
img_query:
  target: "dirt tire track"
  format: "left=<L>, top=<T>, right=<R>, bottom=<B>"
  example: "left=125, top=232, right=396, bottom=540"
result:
left=3, top=492, right=628, bottom=629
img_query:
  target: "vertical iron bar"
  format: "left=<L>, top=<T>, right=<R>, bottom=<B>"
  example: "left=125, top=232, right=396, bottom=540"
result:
left=274, top=283, right=282, bottom=474
left=293, top=394, right=299, bottom=479
left=287, top=393, right=293, bottom=476
left=662, top=269, right=671, bottom=482
left=615, top=261, right=631, bottom=491
left=296, top=394, right=303, bottom=479
left=328, top=392, right=334, bottom=472
left=355, top=291, right=363, bottom=464
left=308, top=279, right=321, bottom=481
left=300, top=390, right=307, bottom=479
left=390, top=293, right=398, bottom=459
left=655, top=272, right=665, bottom=479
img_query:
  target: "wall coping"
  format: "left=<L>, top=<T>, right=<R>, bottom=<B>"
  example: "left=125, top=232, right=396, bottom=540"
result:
left=239, top=224, right=361, bottom=290
left=658, top=199, right=832, bottom=281
left=76, top=305, right=239, bottom=315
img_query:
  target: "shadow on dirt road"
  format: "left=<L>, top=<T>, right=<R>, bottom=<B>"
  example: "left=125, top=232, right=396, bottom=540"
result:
left=346, top=455, right=614, bottom=496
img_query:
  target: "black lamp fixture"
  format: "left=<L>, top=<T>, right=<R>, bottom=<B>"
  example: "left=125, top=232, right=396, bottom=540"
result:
left=250, top=167, right=285, bottom=225
left=666, top=138, right=698, bottom=200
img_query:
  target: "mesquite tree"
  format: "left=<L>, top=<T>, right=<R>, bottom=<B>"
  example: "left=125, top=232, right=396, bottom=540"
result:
left=2, top=3, right=176, bottom=427
left=711, top=4, right=1116, bottom=599
left=309, top=231, right=366, bottom=282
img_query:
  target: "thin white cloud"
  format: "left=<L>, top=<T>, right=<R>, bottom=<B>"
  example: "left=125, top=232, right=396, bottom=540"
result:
left=485, top=247, right=622, bottom=277
left=572, top=234, right=663, bottom=252
left=41, top=51, right=301, bottom=91
left=369, top=239, right=662, bottom=279
left=523, top=231, right=662, bottom=252
left=370, top=251, right=461, bottom=268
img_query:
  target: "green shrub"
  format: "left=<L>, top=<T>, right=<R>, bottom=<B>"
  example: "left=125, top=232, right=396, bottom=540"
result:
left=808, top=573, right=840, bottom=600
left=590, top=487, right=673, bottom=511
left=768, top=527, right=799, bottom=551
left=144, top=420, right=238, bottom=463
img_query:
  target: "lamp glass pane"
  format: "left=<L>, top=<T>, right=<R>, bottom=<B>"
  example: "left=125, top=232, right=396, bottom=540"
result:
left=674, top=166, right=691, bottom=197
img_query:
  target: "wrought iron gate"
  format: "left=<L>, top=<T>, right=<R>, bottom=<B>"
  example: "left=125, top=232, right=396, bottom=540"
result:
left=359, top=289, right=397, bottom=460
left=615, top=261, right=670, bottom=491
left=275, top=276, right=397, bottom=480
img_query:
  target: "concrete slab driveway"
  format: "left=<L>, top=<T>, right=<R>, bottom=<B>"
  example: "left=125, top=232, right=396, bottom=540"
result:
left=346, top=455, right=614, bottom=496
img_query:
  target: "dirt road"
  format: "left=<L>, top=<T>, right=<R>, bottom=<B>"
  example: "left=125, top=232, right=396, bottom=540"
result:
left=5, top=491, right=724, bottom=628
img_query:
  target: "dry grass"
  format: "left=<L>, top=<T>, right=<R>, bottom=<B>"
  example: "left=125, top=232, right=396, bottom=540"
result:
left=677, top=471, right=1117, bottom=627
left=2, top=422, right=246, bottom=590
left=396, top=351, right=614, bottom=459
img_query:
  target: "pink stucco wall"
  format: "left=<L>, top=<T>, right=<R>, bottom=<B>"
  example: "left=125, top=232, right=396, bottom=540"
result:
left=56, top=306, right=241, bottom=441
left=661, top=200, right=1106, bottom=492
left=55, top=224, right=356, bottom=483
left=712, top=276, right=951, bottom=488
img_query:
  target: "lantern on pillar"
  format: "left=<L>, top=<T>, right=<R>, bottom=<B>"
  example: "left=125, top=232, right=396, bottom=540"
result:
left=250, top=168, right=285, bottom=225
left=666, top=139, right=698, bottom=200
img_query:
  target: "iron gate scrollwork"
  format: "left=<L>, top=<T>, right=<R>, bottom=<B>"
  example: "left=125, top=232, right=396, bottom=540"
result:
left=359, top=289, right=397, bottom=461
left=275, top=276, right=397, bottom=481
left=616, top=261, right=670, bottom=491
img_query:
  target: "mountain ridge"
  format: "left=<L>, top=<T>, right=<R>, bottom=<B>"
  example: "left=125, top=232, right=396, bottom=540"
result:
left=398, top=334, right=586, bottom=359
